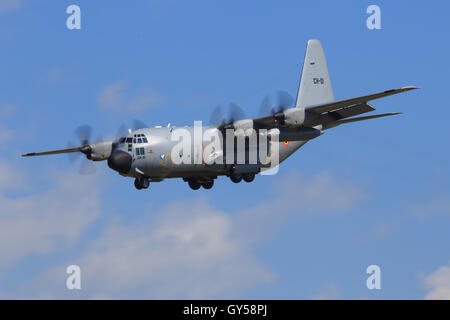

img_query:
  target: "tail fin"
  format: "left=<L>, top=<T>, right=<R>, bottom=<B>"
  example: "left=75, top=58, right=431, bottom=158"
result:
left=295, top=39, right=334, bottom=108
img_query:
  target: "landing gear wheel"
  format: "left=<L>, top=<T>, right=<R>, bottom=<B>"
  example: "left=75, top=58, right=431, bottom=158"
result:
left=134, top=177, right=149, bottom=190
left=202, top=180, right=214, bottom=189
left=134, top=179, right=142, bottom=190
left=141, top=178, right=149, bottom=189
left=242, top=173, right=255, bottom=183
left=230, top=173, right=242, bottom=183
left=188, top=180, right=201, bottom=190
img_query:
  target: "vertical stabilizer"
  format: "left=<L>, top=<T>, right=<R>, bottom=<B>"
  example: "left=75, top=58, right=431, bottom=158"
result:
left=295, top=40, right=334, bottom=108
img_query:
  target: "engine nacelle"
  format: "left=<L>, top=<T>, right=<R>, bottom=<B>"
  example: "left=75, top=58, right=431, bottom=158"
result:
left=232, top=119, right=254, bottom=137
left=233, top=119, right=253, bottom=130
left=266, top=127, right=321, bottom=141
left=282, top=107, right=305, bottom=126
left=88, top=141, right=113, bottom=161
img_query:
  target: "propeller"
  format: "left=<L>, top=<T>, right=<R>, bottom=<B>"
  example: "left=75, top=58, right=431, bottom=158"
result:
left=68, top=124, right=97, bottom=175
left=209, top=105, right=225, bottom=126
left=277, top=90, right=294, bottom=111
left=259, top=91, right=294, bottom=125
left=133, top=119, right=148, bottom=130
left=229, top=103, right=246, bottom=122
left=75, top=125, right=92, bottom=146
left=114, top=123, right=127, bottom=140
left=209, top=103, right=246, bottom=129
left=114, top=120, right=148, bottom=140
left=259, top=95, right=274, bottom=116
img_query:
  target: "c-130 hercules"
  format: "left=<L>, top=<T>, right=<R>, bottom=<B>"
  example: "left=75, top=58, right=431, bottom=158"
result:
left=22, top=40, right=417, bottom=190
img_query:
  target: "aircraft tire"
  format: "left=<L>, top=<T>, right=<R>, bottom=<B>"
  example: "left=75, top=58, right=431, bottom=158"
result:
left=202, top=180, right=214, bottom=189
left=134, top=177, right=149, bottom=190
left=230, top=173, right=242, bottom=183
left=141, top=178, right=149, bottom=189
left=243, top=173, right=255, bottom=183
left=134, top=178, right=143, bottom=190
left=188, top=180, right=201, bottom=190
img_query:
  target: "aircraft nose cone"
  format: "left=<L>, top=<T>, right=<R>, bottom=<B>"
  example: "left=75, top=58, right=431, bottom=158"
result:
left=108, top=151, right=132, bottom=174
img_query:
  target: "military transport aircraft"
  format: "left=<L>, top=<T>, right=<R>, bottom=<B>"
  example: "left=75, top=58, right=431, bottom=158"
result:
left=22, top=40, right=417, bottom=190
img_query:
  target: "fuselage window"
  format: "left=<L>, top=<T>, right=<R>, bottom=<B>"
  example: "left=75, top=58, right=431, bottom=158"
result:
left=135, top=147, right=145, bottom=156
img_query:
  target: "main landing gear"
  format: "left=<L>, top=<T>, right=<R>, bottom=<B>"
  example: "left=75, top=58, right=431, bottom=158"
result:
left=134, top=177, right=149, bottom=190
left=187, top=178, right=214, bottom=190
left=230, top=172, right=255, bottom=183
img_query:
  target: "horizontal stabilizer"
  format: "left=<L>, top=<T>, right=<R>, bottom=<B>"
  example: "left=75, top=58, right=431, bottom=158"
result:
left=325, top=112, right=402, bottom=129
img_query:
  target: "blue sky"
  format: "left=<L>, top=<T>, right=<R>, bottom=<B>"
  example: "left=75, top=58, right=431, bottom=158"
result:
left=0, top=0, right=449, bottom=299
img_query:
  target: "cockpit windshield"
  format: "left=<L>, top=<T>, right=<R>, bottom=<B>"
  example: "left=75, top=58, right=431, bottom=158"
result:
left=133, top=134, right=148, bottom=144
left=120, top=134, right=148, bottom=144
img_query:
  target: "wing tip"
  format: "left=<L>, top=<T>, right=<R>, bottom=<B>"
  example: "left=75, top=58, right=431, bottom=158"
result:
left=401, top=86, right=420, bottom=91
left=384, top=86, right=419, bottom=94
left=21, top=153, right=35, bottom=157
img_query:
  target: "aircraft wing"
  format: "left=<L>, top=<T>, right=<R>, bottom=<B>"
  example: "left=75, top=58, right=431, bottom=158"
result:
left=305, top=86, right=418, bottom=114
left=250, top=86, right=417, bottom=130
left=22, top=146, right=81, bottom=157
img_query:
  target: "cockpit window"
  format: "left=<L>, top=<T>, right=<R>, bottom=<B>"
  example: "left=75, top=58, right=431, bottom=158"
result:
left=119, top=137, right=126, bottom=143
left=129, top=134, right=149, bottom=144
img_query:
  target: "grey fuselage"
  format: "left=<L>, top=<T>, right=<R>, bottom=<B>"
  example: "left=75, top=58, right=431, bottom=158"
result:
left=114, top=126, right=309, bottom=181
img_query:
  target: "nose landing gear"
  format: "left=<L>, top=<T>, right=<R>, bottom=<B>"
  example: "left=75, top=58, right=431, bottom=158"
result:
left=134, top=177, right=149, bottom=190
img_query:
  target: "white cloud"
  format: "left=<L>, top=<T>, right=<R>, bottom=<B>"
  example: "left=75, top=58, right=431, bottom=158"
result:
left=234, top=171, right=366, bottom=246
left=0, top=159, right=23, bottom=190
left=0, top=0, right=21, bottom=13
left=97, top=82, right=124, bottom=110
left=36, top=67, right=72, bottom=85
left=98, top=81, right=165, bottom=112
left=0, top=103, right=15, bottom=116
left=0, top=165, right=101, bottom=273
left=0, top=104, right=16, bottom=146
left=424, top=265, right=450, bottom=299
left=410, top=196, right=450, bottom=218
left=312, top=282, right=341, bottom=300
left=18, top=171, right=365, bottom=299
left=0, top=125, right=13, bottom=146
left=21, top=199, right=275, bottom=299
